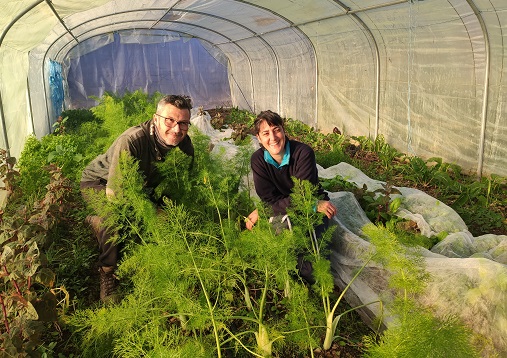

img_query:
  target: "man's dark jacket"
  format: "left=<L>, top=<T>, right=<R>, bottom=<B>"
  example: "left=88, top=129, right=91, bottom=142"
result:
left=81, top=119, right=194, bottom=193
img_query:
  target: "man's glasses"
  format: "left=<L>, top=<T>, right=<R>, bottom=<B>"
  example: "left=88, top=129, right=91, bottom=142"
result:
left=156, top=114, right=191, bottom=130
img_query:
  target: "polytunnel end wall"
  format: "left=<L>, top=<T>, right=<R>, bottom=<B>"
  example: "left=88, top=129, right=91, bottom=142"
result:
left=64, top=36, right=232, bottom=110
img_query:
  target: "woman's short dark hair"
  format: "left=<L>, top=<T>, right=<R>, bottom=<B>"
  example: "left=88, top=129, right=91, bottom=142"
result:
left=253, top=110, right=284, bottom=135
left=157, top=95, right=192, bottom=112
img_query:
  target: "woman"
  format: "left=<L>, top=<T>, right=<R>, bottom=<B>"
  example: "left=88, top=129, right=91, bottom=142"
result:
left=245, top=110, right=337, bottom=282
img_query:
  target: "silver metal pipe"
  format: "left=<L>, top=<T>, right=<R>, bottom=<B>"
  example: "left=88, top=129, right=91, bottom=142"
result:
left=466, top=0, right=490, bottom=179
left=333, top=0, right=381, bottom=139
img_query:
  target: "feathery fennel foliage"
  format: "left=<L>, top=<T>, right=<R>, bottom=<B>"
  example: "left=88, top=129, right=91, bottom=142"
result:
left=89, top=91, right=160, bottom=154
left=72, top=102, right=479, bottom=357
left=231, top=202, right=327, bottom=357
left=154, top=130, right=253, bottom=224
left=73, top=132, right=262, bottom=357
left=287, top=178, right=377, bottom=352
left=284, top=179, right=400, bottom=356
left=83, top=151, right=157, bottom=248
left=74, top=167, right=234, bottom=356
left=362, top=224, right=479, bottom=358
left=74, top=145, right=337, bottom=357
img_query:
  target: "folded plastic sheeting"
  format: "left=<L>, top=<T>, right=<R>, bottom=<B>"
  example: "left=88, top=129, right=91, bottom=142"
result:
left=322, top=163, right=507, bottom=356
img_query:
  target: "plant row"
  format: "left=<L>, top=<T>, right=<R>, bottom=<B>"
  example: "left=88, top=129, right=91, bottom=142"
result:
left=0, top=90, right=492, bottom=356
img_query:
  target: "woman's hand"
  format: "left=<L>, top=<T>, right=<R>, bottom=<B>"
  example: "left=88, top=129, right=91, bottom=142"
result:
left=245, top=209, right=259, bottom=230
left=317, top=200, right=337, bottom=219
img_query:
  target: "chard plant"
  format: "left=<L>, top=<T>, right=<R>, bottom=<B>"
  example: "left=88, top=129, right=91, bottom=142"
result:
left=354, top=182, right=402, bottom=224
left=0, top=159, right=75, bottom=356
left=372, top=135, right=403, bottom=171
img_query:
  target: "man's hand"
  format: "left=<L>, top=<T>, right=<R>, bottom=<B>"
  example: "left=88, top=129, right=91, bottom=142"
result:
left=317, top=200, right=337, bottom=219
left=245, top=209, right=258, bottom=230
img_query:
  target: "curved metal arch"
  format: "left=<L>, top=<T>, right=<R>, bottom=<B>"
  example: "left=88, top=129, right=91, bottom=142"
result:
left=221, top=1, right=318, bottom=115
left=332, top=0, right=381, bottom=139
left=44, top=0, right=79, bottom=43
left=42, top=6, right=284, bottom=117
left=42, top=23, right=255, bottom=128
left=50, top=7, right=256, bottom=60
left=55, top=20, right=236, bottom=60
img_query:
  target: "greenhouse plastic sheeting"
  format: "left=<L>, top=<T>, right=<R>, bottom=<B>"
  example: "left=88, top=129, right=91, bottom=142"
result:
left=1, top=0, right=507, bottom=178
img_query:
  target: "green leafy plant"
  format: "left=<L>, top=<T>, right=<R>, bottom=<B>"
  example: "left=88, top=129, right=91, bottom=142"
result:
left=363, top=224, right=479, bottom=358
left=402, top=156, right=453, bottom=189
left=284, top=118, right=321, bottom=148
left=354, top=182, right=403, bottom=224
left=17, top=133, right=88, bottom=198
left=47, top=144, right=84, bottom=173
left=88, top=91, right=160, bottom=152
left=227, top=107, right=256, bottom=128
left=52, top=115, right=67, bottom=135
left=60, top=108, right=102, bottom=132
left=320, top=175, right=357, bottom=193
left=373, top=135, right=403, bottom=172
left=0, top=163, right=75, bottom=356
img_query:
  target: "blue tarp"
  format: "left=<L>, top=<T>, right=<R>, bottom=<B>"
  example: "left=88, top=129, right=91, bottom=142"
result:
left=49, top=60, right=64, bottom=121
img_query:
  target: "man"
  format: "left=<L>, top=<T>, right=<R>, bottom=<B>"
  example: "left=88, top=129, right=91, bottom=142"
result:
left=80, top=94, right=194, bottom=302
left=245, top=110, right=337, bottom=283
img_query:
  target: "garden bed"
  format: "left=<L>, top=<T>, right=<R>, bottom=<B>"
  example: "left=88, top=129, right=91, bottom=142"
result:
left=1, top=92, right=504, bottom=357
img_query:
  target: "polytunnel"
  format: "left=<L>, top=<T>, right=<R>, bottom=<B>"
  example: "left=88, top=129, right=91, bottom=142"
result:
left=2, top=0, right=507, bottom=178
